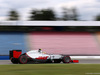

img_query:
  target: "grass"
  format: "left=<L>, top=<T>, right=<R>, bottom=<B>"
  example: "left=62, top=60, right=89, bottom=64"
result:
left=0, top=64, right=100, bottom=75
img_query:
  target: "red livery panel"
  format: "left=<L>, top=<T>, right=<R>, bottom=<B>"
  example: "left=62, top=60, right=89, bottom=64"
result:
left=36, top=56, right=48, bottom=60
left=13, top=50, right=22, bottom=58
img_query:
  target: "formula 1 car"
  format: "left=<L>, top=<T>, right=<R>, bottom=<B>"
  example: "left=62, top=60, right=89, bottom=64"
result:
left=9, top=49, right=79, bottom=64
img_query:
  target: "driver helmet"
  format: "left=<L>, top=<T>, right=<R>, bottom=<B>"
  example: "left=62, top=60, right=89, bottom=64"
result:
left=38, top=49, right=42, bottom=52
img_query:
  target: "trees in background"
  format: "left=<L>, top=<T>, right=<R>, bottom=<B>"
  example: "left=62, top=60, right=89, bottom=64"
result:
left=8, top=10, right=19, bottom=20
left=62, top=7, right=79, bottom=21
left=71, top=8, right=79, bottom=21
left=95, top=14, right=100, bottom=21
left=62, top=7, right=69, bottom=20
left=29, top=9, right=56, bottom=20
left=5, top=7, right=100, bottom=21
left=7, top=8, right=79, bottom=21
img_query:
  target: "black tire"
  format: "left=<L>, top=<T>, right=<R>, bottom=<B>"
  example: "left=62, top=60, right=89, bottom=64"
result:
left=62, top=56, right=71, bottom=63
left=19, top=55, right=28, bottom=64
left=54, top=59, right=61, bottom=63
left=11, top=57, right=18, bottom=64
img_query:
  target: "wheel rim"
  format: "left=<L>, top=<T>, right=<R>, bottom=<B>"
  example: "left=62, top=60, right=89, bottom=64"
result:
left=65, top=57, right=70, bottom=62
left=64, top=56, right=71, bottom=63
left=20, top=56, right=27, bottom=64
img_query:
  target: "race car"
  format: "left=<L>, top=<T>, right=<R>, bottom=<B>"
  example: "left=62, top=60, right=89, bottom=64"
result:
left=9, top=49, right=79, bottom=64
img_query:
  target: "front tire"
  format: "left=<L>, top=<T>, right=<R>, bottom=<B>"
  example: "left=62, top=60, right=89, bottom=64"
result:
left=62, top=56, right=71, bottom=63
left=19, top=55, right=28, bottom=64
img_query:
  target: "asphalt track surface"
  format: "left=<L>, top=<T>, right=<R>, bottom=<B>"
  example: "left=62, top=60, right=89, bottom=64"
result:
left=0, top=59, right=100, bottom=64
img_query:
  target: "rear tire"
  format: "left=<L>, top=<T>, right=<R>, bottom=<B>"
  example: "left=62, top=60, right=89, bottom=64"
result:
left=11, top=57, right=18, bottom=64
left=19, top=55, right=28, bottom=64
left=62, top=56, right=71, bottom=63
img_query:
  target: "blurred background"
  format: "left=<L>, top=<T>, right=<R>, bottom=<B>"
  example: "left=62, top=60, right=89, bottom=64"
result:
left=0, top=0, right=100, bottom=56
left=0, top=23, right=100, bottom=56
left=0, top=0, right=100, bottom=21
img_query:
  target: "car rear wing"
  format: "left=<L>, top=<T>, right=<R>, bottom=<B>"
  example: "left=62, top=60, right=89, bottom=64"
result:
left=9, top=50, right=22, bottom=59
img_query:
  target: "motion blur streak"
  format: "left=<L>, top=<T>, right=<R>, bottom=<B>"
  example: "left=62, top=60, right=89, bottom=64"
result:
left=28, top=31, right=100, bottom=55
